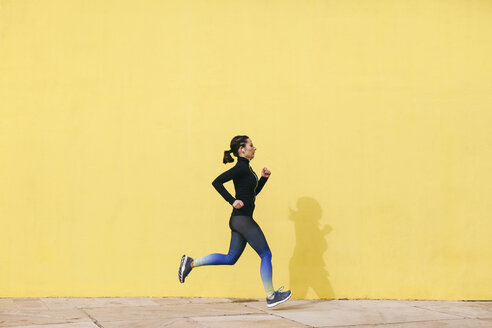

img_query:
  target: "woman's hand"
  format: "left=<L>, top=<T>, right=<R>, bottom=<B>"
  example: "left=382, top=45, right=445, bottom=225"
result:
left=261, top=167, right=271, bottom=178
left=233, top=200, right=244, bottom=209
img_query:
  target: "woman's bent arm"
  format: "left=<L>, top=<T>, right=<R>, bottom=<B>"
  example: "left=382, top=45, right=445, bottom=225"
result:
left=212, top=165, right=246, bottom=205
left=255, top=176, right=269, bottom=195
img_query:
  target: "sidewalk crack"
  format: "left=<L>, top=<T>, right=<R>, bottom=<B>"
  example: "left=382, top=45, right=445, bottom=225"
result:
left=80, top=309, right=104, bottom=328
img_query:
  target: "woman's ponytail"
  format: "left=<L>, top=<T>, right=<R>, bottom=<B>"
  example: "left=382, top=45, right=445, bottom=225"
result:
left=223, top=149, right=234, bottom=164
left=221, top=135, right=249, bottom=164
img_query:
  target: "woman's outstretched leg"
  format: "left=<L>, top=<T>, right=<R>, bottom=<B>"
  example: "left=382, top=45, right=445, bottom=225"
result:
left=193, top=230, right=246, bottom=266
left=179, top=230, right=246, bottom=283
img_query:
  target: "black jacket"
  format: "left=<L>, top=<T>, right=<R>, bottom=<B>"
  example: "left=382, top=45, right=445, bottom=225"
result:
left=212, top=156, right=269, bottom=216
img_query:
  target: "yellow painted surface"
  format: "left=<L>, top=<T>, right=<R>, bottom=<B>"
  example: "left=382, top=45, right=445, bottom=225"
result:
left=1, top=0, right=491, bottom=299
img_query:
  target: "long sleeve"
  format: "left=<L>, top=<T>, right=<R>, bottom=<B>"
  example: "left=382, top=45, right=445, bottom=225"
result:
left=255, top=176, right=269, bottom=195
left=212, top=165, right=247, bottom=205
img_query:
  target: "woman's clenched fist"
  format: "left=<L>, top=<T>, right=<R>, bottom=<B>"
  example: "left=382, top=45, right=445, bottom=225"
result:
left=233, top=200, right=244, bottom=209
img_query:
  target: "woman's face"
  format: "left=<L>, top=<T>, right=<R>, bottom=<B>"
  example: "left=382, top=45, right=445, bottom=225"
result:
left=240, top=138, right=256, bottom=160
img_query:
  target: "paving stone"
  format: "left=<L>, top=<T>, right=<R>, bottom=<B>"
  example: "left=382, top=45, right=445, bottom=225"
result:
left=12, top=299, right=49, bottom=311
left=0, top=308, right=92, bottom=327
left=192, top=314, right=310, bottom=327
left=100, top=317, right=203, bottom=328
left=149, top=297, right=191, bottom=305
left=149, top=297, right=235, bottom=305
left=399, top=300, right=492, bottom=319
left=244, top=299, right=327, bottom=311
left=188, top=297, right=234, bottom=304
left=41, top=297, right=159, bottom=309
left=84, top=303, right=263, bottom=322
left=0, top=299, right=18, bottom=313
left=244, top=299, right=464, bottom=327
left=1, top=298, right=489, bottom=328
left=4, top=323, right=99, bottom=328
left=325, top=318, right=492, bottom=328
left=229, top=298, right=263, bottom=303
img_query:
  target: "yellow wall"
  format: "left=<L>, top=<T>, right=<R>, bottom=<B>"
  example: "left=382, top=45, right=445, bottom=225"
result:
left=1, top=0, right=491, bottom=300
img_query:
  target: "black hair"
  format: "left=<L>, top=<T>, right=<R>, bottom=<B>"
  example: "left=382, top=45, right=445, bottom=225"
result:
left=223, top=135, right=249, bottom=164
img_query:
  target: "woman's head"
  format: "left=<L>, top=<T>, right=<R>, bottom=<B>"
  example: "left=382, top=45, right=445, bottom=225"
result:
left=223, top=135, right=257, bottom=164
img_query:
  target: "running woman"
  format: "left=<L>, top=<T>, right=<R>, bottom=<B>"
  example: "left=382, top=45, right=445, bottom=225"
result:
left=178, top=135, right=292, bottom=307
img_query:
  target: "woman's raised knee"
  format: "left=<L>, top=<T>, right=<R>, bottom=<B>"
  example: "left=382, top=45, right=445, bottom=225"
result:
left=227, top=254, right=240, bottom=265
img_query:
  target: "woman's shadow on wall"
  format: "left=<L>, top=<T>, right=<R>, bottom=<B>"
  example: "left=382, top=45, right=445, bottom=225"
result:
left=289, top=197, right=334, bottom=299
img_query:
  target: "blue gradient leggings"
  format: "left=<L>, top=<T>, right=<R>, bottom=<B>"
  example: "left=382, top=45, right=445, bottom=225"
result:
left=193, top=215, right=274, bottom=296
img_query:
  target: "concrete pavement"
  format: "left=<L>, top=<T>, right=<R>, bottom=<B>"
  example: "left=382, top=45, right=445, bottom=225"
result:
left=1, top=297, right=491, bottom=327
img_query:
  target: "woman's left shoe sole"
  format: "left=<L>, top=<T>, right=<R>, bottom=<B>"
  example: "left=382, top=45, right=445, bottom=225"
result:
left=267, top=290, right=292, bottom=308
left=178, top=255, right=188, bottom=283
